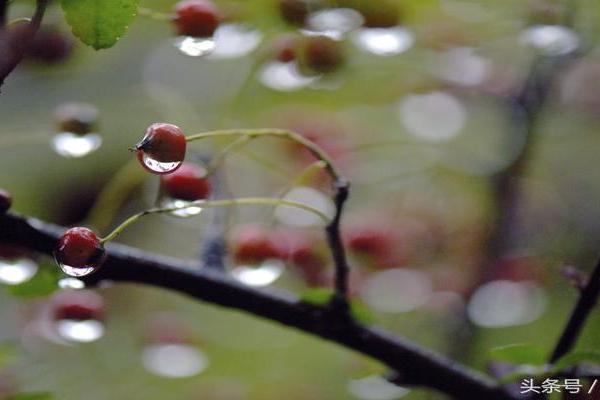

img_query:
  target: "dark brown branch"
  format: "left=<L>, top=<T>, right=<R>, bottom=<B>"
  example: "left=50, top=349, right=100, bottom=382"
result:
left=327, top=178, right=350, bottom=308
left=0, top=0, right=49, bottom=91
left=0, top=0, right=8, bottom=27
left=0, top=211, right=515, bottom=400
left=550, top=257, right=600, bottom=363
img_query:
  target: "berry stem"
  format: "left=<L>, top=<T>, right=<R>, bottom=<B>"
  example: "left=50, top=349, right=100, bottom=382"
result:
left=206, top=135, right=254, bottom=176
left=186, top=129, right=343, bottom=183
left=137, top=7, right=174, bottom=21
left=99, top=197, right=331, bottom=244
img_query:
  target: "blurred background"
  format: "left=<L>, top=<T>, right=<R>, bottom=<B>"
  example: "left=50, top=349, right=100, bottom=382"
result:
left=1, top=0, right=600, bottom=398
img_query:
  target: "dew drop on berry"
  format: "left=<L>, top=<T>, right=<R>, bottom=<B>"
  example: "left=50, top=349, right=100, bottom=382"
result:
left=520, top=25, right=579, bottom=56
left=0, top=257, right=38, bottom=285
left=142, top=343, right=209, bottom=378
left=351, top=27, right=414, bottom=57
left=174, top=35, right=216, bottom=57
left=57, top=263, right=97, bottom=277
left=230, top=259, right=285, bottom=287
left=207, top=24, right=262, bottom=59
left=161, top=198, right=204, bottom=218
left=57, top=277, right=85, bottom=290
left=139, top=151, right=183, bottom=174
left=56, top=318, right=105, bottom=343
left=51, top=132, right=102, bottom=158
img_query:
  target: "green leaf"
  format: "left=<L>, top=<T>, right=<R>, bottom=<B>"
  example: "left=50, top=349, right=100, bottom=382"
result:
left=300, top=288, right=334, bottom=305
left=61, top=0, right=139, bottom=49
left=552, top=350, right=600, bottom=372
left=489, top=343, right=546, bottom=366
left=8, top=393, right=54, bottom=400
left=8, top=267, right=59, bottom=299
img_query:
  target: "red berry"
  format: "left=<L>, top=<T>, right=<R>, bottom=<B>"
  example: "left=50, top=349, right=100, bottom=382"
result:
left=160, top=163, right=211, bottom=201
left=54, top=227, right=105, bottom=269
left=300, top=35, right=345, bottom=74
left=174, top=0, right=220, bottom=38
left=232, top=225, right=280, bottom=264
left=278, top=0, right=311, bottom=26
left=271, top=34, right=298, bottom=62
left=52, top=290, right=104, bottom=321
left=0, top=188, right=12, bottom=214
left=135, top=123, right=187, bottom=174
left=55, top=102, right=99, bottom=135
left=26, top=27, right=75, bottom=64
left=273, top=230, right=326, bottom=286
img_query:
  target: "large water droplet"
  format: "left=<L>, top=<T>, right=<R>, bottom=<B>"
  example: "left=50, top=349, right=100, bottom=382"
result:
left=520, top=25, right=579, bottom=56
left=351, top=27, right=414, bottom=57
left=175, top=36, right=216, bottom=57
left=161, top=198, right=203, bottom=218
left=348, top=375, right=410, bottom=400
left=55, top=319, right=105, bottom=343
left=57, top=277, right=85, bottom=290
left=274, top=186, right=334, bottom=227
left=258, top=61, right=320, bottom=92
left=57, top=263, right=97, bottom=278
left=139, top=151, right=182, bottom=174
left=0, top=258, right=38, bottom=285
left=142, top=343, right=208, bottom=378
left=467, top=280, right=547, bottom=328
left=207, top=24, right=262, bottom=59
left=230, top=259, right=284, bottom=287
left=51, top=132, right=102, bottom=158
left=303, top=8, right=364, bottom=40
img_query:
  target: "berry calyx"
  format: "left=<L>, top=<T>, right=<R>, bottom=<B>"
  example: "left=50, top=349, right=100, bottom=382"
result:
left=134, top=123, right=187, bottom=174
left=54, top=227, right=105, bottom=270
left=232, top=225, right=280, bottom=264
left=299, top=35, right=345, bottom=74
left=55, top=102, right=99, bottom=136
left=160, top=163, right=211, bottom=201
left=0, top=189, right=12, bottom=214
left=174, top=0, right=220, bottom=38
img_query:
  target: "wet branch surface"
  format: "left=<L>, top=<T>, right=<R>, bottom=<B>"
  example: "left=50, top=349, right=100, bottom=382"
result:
left=0, top=211, right=515, bottom=400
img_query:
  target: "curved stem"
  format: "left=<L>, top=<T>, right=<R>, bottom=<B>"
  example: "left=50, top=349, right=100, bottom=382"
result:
left=206, top=135, right=253, bottom=176
left=99, top=197, right=331, bottom=244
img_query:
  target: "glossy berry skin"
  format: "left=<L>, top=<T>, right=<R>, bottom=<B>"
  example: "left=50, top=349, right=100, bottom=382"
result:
left=54, top=227, right=105, bottom=269
left=55, top=102, right=99, bottom=135
left=0, top=189, right=12, bottom=214
left=300, top=36, right=345, bottom=74
left=174, top=0, right=220, bottom=38
left=135, top=123, right=187, bottom=173
left=160, top=163, right=210, bottom=201
left=232, top=225, right=280, bottom=264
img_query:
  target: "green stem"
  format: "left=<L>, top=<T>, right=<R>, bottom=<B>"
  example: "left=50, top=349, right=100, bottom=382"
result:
left=99, top=197, right=331, bottom=244
left=186, top=129, right=343, bottom=183
left=206, top=135, right=254, bottom=176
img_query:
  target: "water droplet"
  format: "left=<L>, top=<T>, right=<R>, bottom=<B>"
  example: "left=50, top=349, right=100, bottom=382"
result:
left=348, top=375, right=410, bottom=400
left=520, top=25, right=579, bottom=56
left=0, top=258, right=37, bottom=285
left=139, top=151, right=182, bottom=174
left=230, top=259, right=284, bottom=287
left=302, top=8, right=364, bottom=40
left=398, top=91, right=466, bottom=141
left=142, top=343, right=208, bottom=378
left=351, top=27, right=414, bottom=57
left=360, top=269, right=432, bottom=313
left=55, top=319, right=105, bottom=343
left=57, top=277, right=85, bottom=289
left=161, top=198, right=203, bottom=218
left=207, top=24, right=262, bottom=59
left=467, top=280, right=547, bottom=328
left=429, top=47, right=491, bottom=86
left=175, top=36, right=216, bottom=57
left=57, top=263, right=96, bottom=278
left=51, top=132, right=102, bottom=158
left=274, top=186, right=334, bottom=227
left=258, top=61, right=320, bottom=92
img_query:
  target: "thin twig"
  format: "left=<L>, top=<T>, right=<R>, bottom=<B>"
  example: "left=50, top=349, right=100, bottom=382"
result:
left=550, top=257, right=600, bottom=363
left=0, top=211, right=516, bottom=400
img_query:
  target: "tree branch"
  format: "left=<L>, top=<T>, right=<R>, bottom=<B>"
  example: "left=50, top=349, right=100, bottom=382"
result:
left=0, top=211, right=515, bottom=400
left=0, top=0, right=49, bottom=91
left=550, top=257, right=600, bottom=363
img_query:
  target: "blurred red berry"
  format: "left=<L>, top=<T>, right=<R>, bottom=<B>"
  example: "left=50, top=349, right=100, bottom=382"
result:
left=52, top=290, right=105, bottom=321
left=232, top=225, right=280, bottom=264
left=174, top=0, right=220, bottom=38
left=300, top=35, right=345, bottom=74
left=55, top=102, right=99, bottom=135
left=160, top=163, right=210, bottom=201
left=278, top=0, right=311, bottom=26
left=54, top=227, right=105, bottom=269
left=26, top=27, right=74, bottom=64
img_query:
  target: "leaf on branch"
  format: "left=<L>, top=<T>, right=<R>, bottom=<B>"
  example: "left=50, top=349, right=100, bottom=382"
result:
left=552, top=350, right=600, bottom=372
left=8, top=267, right=59, bottom=299
left=61, top=0, right=140, bottom=49
left=489, top=343, right=546, bottom=366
